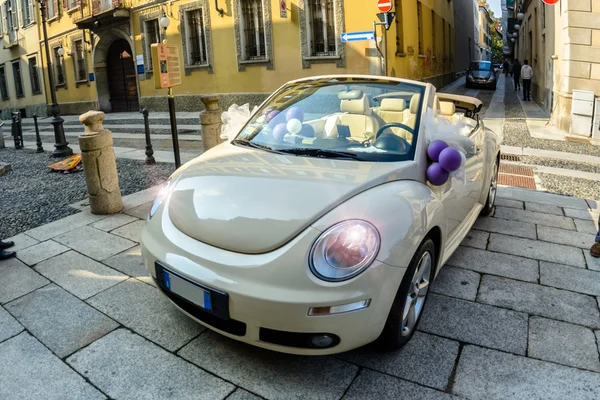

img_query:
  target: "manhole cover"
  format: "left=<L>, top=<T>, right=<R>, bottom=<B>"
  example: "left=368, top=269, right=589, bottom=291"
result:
left=501, top=154, right=521, bottom=162
left=500, top=164, right=534, bottom=177
left=499, top=174, right=536, bottom=189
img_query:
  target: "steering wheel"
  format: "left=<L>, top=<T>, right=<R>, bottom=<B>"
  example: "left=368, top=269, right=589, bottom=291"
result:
left=375, top=122, right=415, bottom=140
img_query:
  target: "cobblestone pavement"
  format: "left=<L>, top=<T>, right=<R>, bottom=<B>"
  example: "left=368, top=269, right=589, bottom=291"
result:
left=1, top=185, right=600, bottom=399
left=0, top=148, right=173, bottom=239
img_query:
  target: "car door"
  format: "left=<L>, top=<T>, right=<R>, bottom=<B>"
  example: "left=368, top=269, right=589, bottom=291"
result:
left=438, top=116, right=485, bottom=244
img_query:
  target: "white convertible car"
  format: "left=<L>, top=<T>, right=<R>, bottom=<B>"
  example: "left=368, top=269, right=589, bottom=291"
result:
left=141, top=75, right=501, bottom=355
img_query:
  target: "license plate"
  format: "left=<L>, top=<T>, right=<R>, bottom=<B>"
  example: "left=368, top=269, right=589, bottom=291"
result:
left=163, top=269, right=212, bottom=311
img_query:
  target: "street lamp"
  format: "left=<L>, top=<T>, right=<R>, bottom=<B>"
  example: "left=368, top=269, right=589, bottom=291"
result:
left=36, top=0, right=72, bottom=158
left=517, top=12, right=524, bottom=20
left=514, top=24, right=521, bottom=30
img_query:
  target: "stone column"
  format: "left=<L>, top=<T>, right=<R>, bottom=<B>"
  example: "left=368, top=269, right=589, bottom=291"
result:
left=200, top=95, right=224, bottom=151
left=78, top=111, right=123, bottom=214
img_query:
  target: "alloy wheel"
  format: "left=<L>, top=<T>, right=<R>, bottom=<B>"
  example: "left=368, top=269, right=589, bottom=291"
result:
left=488, top=161, right=499, bottom=208
left=401, top=251, right=432, bottom=336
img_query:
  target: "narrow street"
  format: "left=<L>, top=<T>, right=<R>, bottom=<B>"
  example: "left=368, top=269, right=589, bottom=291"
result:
left=1, top=75, right=600, bottom=399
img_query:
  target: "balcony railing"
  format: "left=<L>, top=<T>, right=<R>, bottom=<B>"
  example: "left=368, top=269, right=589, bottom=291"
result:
left=72, top=0, right=131, bottom=24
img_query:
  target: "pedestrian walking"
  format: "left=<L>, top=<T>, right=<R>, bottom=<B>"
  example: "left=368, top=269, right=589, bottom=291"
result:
left=513, top=59, right=522, bottom=91
left=521, top=60, right=533, bottom=101
left=0, top=239, right=16, bottom=260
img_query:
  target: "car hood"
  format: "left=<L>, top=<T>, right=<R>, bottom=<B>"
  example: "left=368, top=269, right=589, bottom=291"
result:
left=167, top=143, right=421, bottom=254
left=470, top=70, right=493, bottom=79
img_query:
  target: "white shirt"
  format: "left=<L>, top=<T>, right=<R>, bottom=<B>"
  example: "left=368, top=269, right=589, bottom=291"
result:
left=521, top=65, right=533, bottom=80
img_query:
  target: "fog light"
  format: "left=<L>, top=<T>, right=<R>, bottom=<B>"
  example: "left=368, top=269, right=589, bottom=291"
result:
left=308, top=299, right=370, bottom=316
left=310, top=334, right=335, bottom=348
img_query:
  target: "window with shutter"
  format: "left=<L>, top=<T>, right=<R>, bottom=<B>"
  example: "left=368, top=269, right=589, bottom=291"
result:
left=239, top=0, right=266, bottom=61
left=0, top=65, right=9, bottom=99
left=46, top=0, right=56, bottom=18
left=307, top=0, right=336, bottom=57
left=28, top=56, right=41, bottom=94
left=21, top=0, right=32, bottom=25
left=12, top=60, right=24, bottom=97
left=73, top=38, right=87, bottom=82
left=185, top=8, right=208, bottom=65
left=0, top=3, right=5, bottom=35
left=144, top=19, right=160, bottom=71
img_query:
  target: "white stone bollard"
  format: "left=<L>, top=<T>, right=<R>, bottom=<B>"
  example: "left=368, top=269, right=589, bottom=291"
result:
left=78, top=111, right=123, bottom=214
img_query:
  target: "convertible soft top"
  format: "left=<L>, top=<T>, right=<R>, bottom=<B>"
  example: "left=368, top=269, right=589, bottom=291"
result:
left=436, top=93, right=483, bottom=113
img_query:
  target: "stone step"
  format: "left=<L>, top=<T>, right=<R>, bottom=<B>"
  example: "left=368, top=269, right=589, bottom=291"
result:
left=7, top=116, right=199, bottom=128
left=23, top=124, right=201, bottom=136
left=21, top=130, right=202, bottom=141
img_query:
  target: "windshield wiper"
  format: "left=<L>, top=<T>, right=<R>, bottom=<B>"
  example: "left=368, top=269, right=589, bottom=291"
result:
left=231, top=139, right=285, bottom=154
left=276, top=148, right=360, bottom=160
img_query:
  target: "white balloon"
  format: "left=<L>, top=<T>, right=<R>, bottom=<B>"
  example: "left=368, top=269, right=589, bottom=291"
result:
left=286, top=119, right=302, bottom=135
left=460, top=151, right=467, bottom=167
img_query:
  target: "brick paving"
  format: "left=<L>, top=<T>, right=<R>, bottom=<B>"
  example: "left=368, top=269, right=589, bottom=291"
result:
left=1, top=184, right=600, bottom=400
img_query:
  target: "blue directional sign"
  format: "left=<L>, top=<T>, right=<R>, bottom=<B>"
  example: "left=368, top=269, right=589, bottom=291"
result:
left=341, top=31, right=375, bottom=43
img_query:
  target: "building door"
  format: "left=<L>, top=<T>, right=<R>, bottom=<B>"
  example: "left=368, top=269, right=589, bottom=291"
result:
left=106, top=39, right=139, bottom=112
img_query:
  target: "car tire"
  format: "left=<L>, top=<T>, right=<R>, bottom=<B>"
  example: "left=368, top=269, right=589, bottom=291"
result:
left=375, top=238, right=435, bottom=351
left=480, top=157, right=499, bottom=216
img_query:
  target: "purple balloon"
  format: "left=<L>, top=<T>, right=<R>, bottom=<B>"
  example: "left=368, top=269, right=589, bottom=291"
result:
left=299, top=124, right=315, bottom=138
left=266, top=110, right=280, bottom=122
left=272, top=123, right=288, bottom=142
left=439, top=147, right=462, bottom=172
left=267, top=112, right=285, bottom=130
left=427, top=140, right=448, bottom=162
left=263, top=106, right=276, bottom=116
left=286, top=107, right=304, bottom=123
left=427, top=162, right=449, bottom=186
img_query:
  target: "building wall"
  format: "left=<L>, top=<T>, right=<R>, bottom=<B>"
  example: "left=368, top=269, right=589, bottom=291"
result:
left=551, top=0, right=600, bottom=133
left=454, top=0, right=477, bottom=71
left=35, top=0, right=455, bottom=114
left=515, top=0, right=598, bottom=134
left=0, top=1, right=47, bottom=119
left=478, top=6, right=492, bottom=61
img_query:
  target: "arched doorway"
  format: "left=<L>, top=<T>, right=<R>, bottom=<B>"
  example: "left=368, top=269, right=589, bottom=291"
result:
left=106, top=39, right=139, bottom=112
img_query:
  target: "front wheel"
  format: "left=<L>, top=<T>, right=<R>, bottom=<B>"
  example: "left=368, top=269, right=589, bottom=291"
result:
left=376, top=238, right=435, bottom=351
left=480, top=158, right=499, bottom=216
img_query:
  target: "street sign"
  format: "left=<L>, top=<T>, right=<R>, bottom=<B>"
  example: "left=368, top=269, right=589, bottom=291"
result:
left=377, top=0, right=392, bottom=13
left=151, top=43, right=182, bottom=89
left=280, top=0, right=287, bottom=17
left=542, top=0, right=559, bottom=4
left=376, top=12, right=396, bottom=30
left=341, top=31, right=375, bottom=42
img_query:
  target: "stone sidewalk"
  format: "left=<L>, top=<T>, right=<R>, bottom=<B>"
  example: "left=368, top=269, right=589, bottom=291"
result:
left=1, top=185, right=600, bottom=399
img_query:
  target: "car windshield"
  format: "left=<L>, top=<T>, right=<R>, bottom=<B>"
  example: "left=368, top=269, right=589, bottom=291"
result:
left=232, top=78, right=426, bottom=162
left=471, top=61, right=492, bottom=71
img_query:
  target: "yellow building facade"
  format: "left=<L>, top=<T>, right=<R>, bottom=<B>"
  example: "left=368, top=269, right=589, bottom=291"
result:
left=0, top=0, right=47, bottom=119
left=37, top=0, right=455, bottom=114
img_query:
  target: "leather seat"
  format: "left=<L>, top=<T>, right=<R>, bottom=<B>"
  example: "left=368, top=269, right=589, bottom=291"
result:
left=439, top=101, right=456, bottom=118
left=376, top=99, right=407, bottom=124
left=338, top=94, right=380, bottom=141
left=403, top=94, right=421, bottom=130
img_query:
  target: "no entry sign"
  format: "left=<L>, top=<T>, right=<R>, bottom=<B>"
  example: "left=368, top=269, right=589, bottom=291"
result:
left=377, top=0, right=392, bottom=13
left=542, top=0, right=559, bottom=4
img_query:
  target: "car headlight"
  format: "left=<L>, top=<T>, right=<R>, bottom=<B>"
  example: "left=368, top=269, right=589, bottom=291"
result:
left=148, top=180, right=173, bottom=220
left=488, top=75, right=496, bottom=81
left=309, top=220, right=380, bottom=282
left=467, top=75, right=474, bottom=81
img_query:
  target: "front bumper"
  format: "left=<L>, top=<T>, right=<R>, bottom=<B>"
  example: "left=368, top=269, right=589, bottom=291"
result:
left=141, top=215, right=407, bottom=355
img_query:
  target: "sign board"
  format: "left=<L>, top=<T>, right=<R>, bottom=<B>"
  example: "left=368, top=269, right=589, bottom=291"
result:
left=89, top=73, right=95, bottom=82
left=377, top=0, right=392, bottom=13
left=341, top=31, right=375, bottom=43
left=151, top=43, right=182, bottom=89
left=280, top=0, right=287, bottom=18
left=542, top=0, right=559, bottom=4
left=376, top=12, right=395, bottom=30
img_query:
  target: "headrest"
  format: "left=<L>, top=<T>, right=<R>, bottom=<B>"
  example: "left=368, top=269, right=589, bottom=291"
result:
left=341, top=94, right=371, bottom=115
left=434, top=95, right=441, bottom=111
left=338, top=90, right=364, bottom=100
left=380, top=98, right=407, bottom=112
left=439, top=101, right=456, bottom=116
left=409, top=94, right=421, bottom=114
